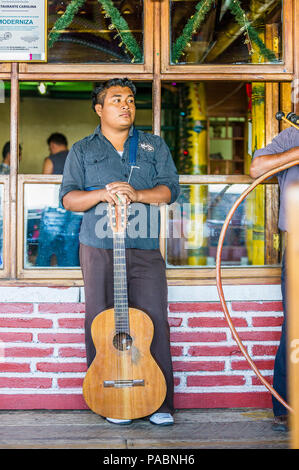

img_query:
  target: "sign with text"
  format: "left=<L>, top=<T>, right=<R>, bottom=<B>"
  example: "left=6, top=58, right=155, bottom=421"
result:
left=0, top=0, right=47, bottom=62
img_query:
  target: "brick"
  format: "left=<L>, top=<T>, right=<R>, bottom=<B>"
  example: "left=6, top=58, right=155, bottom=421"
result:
left=58, top=378, right=84, bottom=388
left=188, top=345, right=242, bottom=357
left=58, top=318, right=84, bottom=329
left=38, top=303, right=85, bottom=314
left=237, top=331, right=281, bottom=342
left=187, top=375, right=246, bottom=387
left=252, top=317, right=283, bottom=327
left=252, top=345, right=278, bottom=356
left=174, top=392, right=272, bottom=409
left=59, top=347, right=86, bottom=358
left=0, top=318, right=53, bottom=328
left=168, top=317, right=183, bottom=327
left=0, top=303, right=33, bottom=314
left=188, top=317, right=247, bottom=328
left=0, top=378, right=52, bottom=388
left=171, top=332, right=226, bottom=343
left=252, top=375, right=273, bottom=386
left=0, top=332, right=32, bottom=342
left=170, top=346, right=183, bottom=356
left=231, top=359, right=275, bottom=371
left=0, top=363, right=31, bottom=373
left=0, top=394, right=88, bottom=410
left=173, top=361, right=225, bottom=372
left=231, top=302, right=283, bottom=312
left=5, top=347, right=54, bottom=358
left=38, top=333, right=85, bottom=344
left=36, top=362, right=87, bottom=373
left=169, top=303, right=223, bottom=313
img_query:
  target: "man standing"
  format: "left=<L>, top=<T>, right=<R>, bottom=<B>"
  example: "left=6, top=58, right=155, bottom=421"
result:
left=43, top=133, right=69, bottom=174
left=250, top=125, right=299, bottom=432
left=59, top=78, right=180, bottom=425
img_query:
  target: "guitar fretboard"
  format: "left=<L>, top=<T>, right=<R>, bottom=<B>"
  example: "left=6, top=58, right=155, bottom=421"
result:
left=113, top=233, right=129, bottom=334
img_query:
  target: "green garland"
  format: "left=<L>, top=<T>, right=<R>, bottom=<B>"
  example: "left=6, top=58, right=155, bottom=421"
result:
left=229, top=0, right=278, bottom=63
left=171, top=0, right=214, bottom=64
left=171, top=0, right=279, bottom=64
left=48, top=0, right=143, bottom=63
left=48, top=0, right=85, bottom=48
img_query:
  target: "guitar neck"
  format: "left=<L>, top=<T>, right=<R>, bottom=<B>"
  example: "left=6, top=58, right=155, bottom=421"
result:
left=113, top=233, right=129, bottom=334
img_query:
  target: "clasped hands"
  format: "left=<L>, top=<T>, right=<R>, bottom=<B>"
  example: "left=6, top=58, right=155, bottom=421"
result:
left=105, top=181, right=139, bottom=205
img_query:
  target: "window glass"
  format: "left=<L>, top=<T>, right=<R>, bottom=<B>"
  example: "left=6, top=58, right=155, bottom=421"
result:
left=166, top=183, right=279, bottom=268
left=170, top=0, right=282, bottom=65
left=48, top=0, right=144, bottom=64
left=24, top=184, right=82, bottom=268
left=161, top=81, right=248, bottom=174
left=0, top=185, right=3, bottom=269
left=19, top=81, right=152, bottom=174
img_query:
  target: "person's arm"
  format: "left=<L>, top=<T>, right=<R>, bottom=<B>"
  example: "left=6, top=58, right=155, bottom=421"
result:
left=249, top=146, right=299, bottom=179
left=62, top=187, right=121, bottom=212
left=42, top=157, right=53, bottom=174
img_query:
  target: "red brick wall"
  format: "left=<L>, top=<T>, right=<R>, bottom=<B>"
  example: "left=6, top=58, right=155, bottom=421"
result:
left=0, top=294, right=283, bottom=410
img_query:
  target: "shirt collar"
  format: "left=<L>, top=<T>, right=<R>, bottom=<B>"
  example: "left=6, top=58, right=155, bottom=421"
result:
left=88, top=124, right=134, bottom=141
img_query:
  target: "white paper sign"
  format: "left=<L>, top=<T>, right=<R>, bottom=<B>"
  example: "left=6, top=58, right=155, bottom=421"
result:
left=0, top=0, right=47, bottom=62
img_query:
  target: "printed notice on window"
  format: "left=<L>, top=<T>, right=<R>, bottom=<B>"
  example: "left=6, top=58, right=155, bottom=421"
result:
left=0, top=0, right=47, bottom=62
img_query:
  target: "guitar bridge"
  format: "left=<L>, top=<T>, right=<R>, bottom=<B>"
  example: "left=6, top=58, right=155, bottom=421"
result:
left=103, top=379, right=145, bottom=388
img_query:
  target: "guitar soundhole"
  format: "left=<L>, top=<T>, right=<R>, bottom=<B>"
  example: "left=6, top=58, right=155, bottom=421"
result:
left=113, top=332, right=133, bottom=351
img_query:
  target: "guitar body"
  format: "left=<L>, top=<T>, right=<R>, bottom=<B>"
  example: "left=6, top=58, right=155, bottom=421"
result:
left=83, top=307, right=167, bottom=419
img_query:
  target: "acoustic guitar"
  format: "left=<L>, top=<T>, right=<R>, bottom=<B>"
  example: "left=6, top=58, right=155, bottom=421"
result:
left=83, top=198, right=167, bottom=419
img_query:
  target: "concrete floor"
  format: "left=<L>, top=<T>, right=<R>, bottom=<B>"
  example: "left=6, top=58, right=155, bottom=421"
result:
left=0, top=408, right=290, bottom=449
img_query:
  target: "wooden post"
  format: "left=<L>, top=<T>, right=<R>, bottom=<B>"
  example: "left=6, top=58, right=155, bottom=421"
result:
left=286, top=183, right=299, bottom=449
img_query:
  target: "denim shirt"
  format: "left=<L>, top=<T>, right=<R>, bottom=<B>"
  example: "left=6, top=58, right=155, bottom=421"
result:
left=253, top=127, right=299, bottom=231
left=59, top=125, right=180, bottom=249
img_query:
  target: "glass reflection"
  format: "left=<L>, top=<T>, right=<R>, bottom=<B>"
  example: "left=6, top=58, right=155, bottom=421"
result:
left=48, top=0, right=144, bottom=64
left=170, top=0, right=283, bottom=65
left=166, top=183, right=277, bottom=267
left=24, top=184, right=82, bottom=268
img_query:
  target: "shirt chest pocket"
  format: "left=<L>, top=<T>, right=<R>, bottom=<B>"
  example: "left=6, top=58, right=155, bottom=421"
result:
left=137, top=150, right=156, bottom=184
left=84, top=154, right=124, bottom=187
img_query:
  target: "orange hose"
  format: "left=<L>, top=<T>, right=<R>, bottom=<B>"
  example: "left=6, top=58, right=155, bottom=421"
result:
left=216, top=160, right=299, bottom=414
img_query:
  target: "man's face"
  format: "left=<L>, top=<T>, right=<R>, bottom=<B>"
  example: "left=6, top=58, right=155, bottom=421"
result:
left=95, top=86, right=136, bottom=131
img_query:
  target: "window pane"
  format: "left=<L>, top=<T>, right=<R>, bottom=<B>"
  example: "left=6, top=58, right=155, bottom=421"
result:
left=24, top=184, right=82, bottom=268
left=0, top=185, right=3, bottom=269
left=170, top=0, right=283, bottom=65
left=48, top=0, right=144, bottom=64
left=161, top=82, right=247, bottom=175
left=166, top=183, right=279, bottom=268
left=19, top=81, right=152, bottom=174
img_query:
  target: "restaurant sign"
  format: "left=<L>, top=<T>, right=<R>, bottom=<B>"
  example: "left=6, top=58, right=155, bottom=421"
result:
left=0, top=0, right=47, bottom=62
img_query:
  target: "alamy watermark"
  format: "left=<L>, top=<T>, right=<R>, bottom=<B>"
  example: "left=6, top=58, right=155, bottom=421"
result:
left=94, top=202, right=208, bottom=249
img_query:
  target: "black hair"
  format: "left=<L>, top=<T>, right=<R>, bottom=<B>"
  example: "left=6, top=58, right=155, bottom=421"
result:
left=47, top=133, right=68, bottom=147
left=2, top=141, right=22, bottom=160
left=91, top=78, right=136, bottom=112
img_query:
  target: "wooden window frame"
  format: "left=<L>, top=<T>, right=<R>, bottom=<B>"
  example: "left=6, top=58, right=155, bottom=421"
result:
left=0, top=177, right=10, bottom=279
left=160, top=175, right=281, bottom=286
left=161, top=0, right=294, bottom=81
left=18, top=0, right=154, bottom=79
left=0, top=0, right=297, bottom=286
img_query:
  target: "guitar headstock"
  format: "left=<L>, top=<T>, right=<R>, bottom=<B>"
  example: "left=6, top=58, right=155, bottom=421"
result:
left=108, top=194, right=128, bottom=234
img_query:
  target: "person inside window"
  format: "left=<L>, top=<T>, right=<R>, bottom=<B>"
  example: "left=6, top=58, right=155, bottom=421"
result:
left=0, top=141, right=22, bottom=174
left=42, top=133, right=69, bottom=175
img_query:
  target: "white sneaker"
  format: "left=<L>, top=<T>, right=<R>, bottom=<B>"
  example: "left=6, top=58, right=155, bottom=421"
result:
left=106, top=417, right=132, bottom=425
left=149, top=412, right=174, bottom=426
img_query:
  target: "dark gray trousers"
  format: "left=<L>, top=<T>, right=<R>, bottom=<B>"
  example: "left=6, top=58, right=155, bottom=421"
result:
left=80, top=243, right=174, bottom=415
